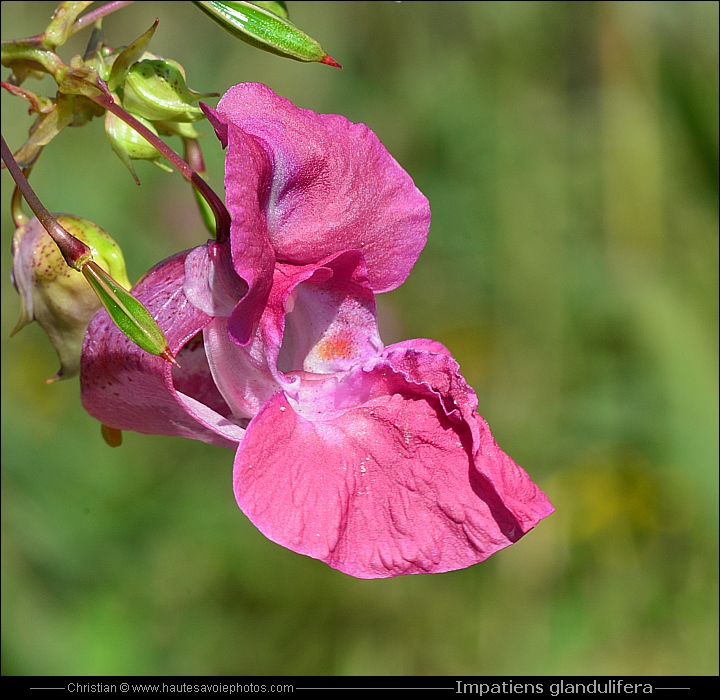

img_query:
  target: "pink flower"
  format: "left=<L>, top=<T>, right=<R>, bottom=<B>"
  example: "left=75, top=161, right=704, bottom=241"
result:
left=81, top=84, right=553, bottom=578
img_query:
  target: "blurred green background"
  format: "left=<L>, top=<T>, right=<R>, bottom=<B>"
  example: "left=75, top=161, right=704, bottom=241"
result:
left=2, top=1, right=717, bottom=676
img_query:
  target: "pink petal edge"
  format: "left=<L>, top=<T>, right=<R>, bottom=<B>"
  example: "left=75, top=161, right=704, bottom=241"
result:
left=81, top=250, right=244, bottom=447
left=233, top=349, right=553, bottom=579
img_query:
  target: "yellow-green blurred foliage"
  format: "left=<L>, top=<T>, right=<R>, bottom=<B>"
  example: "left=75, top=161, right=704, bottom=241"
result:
left=2, top=1, right=717, bottom=675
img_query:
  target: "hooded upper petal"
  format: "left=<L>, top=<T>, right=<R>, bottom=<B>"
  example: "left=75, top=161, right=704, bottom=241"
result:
left=205, top=83, right=430, bottom=295
left=81, top=250, right=245, bottom=447
left=232, top=347, right=553, bottom=579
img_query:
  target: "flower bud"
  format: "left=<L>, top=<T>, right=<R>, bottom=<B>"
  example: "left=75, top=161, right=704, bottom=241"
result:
left=11, top=215, right=131, bottom=383
left=104, top=109, right=172, bottom=182
left=121, top=58, right=207, bottom=123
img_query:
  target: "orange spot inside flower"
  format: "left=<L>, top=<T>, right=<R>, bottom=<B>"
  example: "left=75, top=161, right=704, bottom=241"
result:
left=316, top=334, right=354, bottom=361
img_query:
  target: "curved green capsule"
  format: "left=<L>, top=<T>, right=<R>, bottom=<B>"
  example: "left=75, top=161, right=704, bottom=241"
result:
left=251, top=1, right=289, bottom=19
left=81, top=261, right=175, bottom=364
left=104, top=110, right=172, bottom=183
left=193, top=1, right=340, bottom=67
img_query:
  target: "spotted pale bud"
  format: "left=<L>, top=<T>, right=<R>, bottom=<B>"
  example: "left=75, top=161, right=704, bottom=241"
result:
left=121, top=58, right=212, bottom=123
left=11, top=215, right=131, bottom=383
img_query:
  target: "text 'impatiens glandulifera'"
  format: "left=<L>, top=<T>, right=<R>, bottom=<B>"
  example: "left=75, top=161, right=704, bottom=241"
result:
left=81, top=83, right=553, bottom=578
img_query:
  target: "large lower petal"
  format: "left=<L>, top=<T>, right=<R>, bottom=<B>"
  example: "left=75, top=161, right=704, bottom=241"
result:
left=81, top=250, right=245, bottom=447
left=206, top=83, right=430, bottom=293
left=233, top=352, right=553, bottom=579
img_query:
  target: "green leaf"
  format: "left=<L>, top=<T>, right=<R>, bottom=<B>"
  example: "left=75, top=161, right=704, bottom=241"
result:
left=0, top=42, right=66, bottom=83
left=193, top=1, right=340, bottom=67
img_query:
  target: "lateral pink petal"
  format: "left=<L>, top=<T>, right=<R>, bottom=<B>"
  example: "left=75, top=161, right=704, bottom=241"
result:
left=183, top=242, right=248, bottom=318
left=213, top=83, right=430, bottom=292
left=233, top=358, right=553, bottom=579
left=81, top=250, right=245, bottom=447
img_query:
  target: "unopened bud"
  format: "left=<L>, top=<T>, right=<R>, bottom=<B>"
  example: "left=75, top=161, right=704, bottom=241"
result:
left=11, top=215, right=131, bottom=383
left=104, top=110, right=172, bottom=182
left=121, top=58, right=210, bottom=123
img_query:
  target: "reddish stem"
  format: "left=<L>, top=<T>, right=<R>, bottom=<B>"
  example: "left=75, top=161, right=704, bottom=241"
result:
left=92, top=93, right=231, bottom=243
left=1, top=134, right=92, bottom=268
left=69, top=1, right=135, bottom=37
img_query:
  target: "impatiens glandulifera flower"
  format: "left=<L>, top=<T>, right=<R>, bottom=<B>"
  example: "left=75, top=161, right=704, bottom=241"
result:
left=81, top=246, right=553, bottom=577
left=80, top=83, right=553, bottom=578
left=12, top=214, right=131, bottom=382
left=206, top=251, right=554, bottom=578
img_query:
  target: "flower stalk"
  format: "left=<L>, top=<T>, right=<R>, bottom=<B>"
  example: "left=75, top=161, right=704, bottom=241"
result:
left=94, top=93, right=231, bottom=243
left=2, top=133, right=176, bottom=365
left=2, top=134, right=92, bottom=269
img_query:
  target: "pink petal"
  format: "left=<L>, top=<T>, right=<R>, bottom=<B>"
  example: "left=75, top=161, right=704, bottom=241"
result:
left=278, top=251, right=383, bottom=375
left=183, top=241, right=248, bottom=318
left=207, top=83, right=430, bottom=293
left=386, top=338, right=454, bottom=357
left=202, top=315, right=284, bottom=422
left=384, top=344, right=553, bottom=531
left=233, top=353, right=553, bottom=579
left=201, top=106, right=277, bottom=345
left=81, top=250, right=245, bottom=447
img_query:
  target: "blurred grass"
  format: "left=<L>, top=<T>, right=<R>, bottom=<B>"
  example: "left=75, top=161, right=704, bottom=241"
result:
left=1, top=1, right=717, bottom=676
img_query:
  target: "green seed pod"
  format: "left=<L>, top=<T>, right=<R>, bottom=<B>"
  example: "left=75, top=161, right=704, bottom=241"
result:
left=121, top=59, right=206, bottom=123
left=193, top=1, right=341, bottom=67
left=154, top=120, right=203, bottom=139
left=81, top=261, right=174, bottom=364
left=251, top=1, right=289, bottom=20
left=11, top=215, right=131, bottom=382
